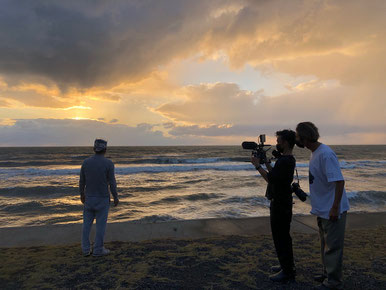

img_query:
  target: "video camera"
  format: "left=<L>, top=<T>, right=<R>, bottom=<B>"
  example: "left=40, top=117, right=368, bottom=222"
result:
left=242, top=134, right=271, bottom=164
left=242, top=134, right=308, bottom=202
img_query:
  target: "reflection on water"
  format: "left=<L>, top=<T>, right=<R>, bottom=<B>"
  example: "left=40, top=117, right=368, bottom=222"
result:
left=0, top=146, right=385, bottom=227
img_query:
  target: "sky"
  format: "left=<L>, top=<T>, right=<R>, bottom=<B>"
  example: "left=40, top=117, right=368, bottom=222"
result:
left=0, top=0, right=385, bottom=146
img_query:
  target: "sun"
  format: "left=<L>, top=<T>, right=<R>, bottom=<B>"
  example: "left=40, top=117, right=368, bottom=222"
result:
left=72, top=117, right=89, bottom=120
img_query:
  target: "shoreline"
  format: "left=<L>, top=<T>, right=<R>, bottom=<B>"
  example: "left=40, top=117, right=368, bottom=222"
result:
left=1, top=211, right=385, bottom=248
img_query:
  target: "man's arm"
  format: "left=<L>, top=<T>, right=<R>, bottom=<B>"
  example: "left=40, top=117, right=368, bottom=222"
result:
left=251, top=156, right=269, bottom=182
left=329, top=180, right=345, bottom=221
left=265, top=160, right=273, bottom=172
left=79, top=164, right=86, bottom=204
left=108, top=162, right=119, bottom=206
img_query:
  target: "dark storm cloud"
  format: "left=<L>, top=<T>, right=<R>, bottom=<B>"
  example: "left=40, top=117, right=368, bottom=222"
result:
left=1, top=0, right=386, bottom=91
left=0, top=0, right=226, bottom=89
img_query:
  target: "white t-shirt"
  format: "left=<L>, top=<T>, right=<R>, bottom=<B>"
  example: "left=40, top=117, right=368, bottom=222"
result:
left=309, top=144, right=350, bottom=219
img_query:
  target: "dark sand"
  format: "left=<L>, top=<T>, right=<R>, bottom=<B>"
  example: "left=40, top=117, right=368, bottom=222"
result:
left=1, top=216, right=385, bottom=289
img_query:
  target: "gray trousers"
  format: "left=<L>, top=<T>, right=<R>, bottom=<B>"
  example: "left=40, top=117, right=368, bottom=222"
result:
left=317, top=212, right=347, bottom=289
left=82, top=196, right=110, bottom=254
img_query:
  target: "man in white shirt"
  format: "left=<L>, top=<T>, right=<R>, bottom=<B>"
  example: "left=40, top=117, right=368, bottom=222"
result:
left=295, top=122, right=349, bottom=290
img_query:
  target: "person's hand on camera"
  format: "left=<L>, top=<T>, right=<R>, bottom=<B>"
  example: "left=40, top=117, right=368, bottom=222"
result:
left=251, top=156, right=260, bottom=168
left=329, top=206, right=339, bottom=221
left=114, top=197, right=119, bottom=207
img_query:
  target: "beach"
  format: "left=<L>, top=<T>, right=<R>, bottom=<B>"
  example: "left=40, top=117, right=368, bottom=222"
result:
left=1, top=212, right=385, bottom=289
left=2, top=1, right=386, bottom=288
left=1, top=146, right=385, bottom=288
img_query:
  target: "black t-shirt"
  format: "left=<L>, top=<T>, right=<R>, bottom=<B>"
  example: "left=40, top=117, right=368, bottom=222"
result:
left=267, top=155, right=296, bottom=201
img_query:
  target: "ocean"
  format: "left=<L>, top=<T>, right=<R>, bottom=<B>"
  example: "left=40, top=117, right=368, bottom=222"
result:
left=0, top=145, right=385, bottom=228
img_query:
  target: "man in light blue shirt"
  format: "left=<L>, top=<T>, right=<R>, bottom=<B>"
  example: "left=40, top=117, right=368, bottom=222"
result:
left=296, top=122, right=349, bottom=290
left=80, top=139, right=119, bottom=256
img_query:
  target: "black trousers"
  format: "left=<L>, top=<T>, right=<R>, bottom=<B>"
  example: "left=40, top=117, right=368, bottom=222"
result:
left=270, top=199, right=295, bottom=274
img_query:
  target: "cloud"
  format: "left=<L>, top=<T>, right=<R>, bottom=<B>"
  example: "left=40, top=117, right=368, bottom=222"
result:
left=86, top=92, right=121, bottom=102
left=205, top=1, right=386, bottom=85
left=166, top=122, right=385, bottom=139
left=157, top=82, right=386, bottom=143
left=1, top=0, right=385, bottom=144
left=0, top=0, right=229, bottom=90
left=157, top=83, right=263, bottom=124
left=62, top=106, right=92, bottom=111
left=166, top=123, right=275, bottom=137
left=164, top=122, right=386, bottom=145
left=1, top=0, right=385, bottom=91
left=0, top=78, right=79, bottom=108
left=0, top=98, right=11, bottom=108
left=0, top=119, right=175, bottom=146
left=0, top=117, right=383, bottom=146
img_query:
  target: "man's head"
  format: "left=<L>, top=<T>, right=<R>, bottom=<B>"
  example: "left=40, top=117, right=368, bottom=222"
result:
left=275, top=129, right=296, bottom=153
left=295, top=122, right=320, bottom=149
left=94, top=139, right=107, bottom=154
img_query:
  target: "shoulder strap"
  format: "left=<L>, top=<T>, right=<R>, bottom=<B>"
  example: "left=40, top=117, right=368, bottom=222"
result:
left=295, top=167, right=300, bottom=184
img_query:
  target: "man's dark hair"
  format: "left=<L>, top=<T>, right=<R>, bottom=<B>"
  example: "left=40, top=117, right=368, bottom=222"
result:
left=296, top=122, right=320, bottom=142
left=276, top=129, right=296, bottom=149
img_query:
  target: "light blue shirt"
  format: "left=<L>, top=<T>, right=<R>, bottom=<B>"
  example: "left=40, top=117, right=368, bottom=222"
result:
left=79, top=154, right=118, bottom=199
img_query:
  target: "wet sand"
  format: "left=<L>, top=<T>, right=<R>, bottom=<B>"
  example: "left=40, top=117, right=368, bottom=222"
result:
left=1, top=212, right=386, bottom=247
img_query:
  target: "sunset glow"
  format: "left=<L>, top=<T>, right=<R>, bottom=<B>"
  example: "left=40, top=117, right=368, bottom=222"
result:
left=0, top=0, right=385, bottom=146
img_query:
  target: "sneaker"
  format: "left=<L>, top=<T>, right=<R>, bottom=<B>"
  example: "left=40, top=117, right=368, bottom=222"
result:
left=92, top=248, right=111, bottom=257
left=269, top=270, right=295, bottom=283
left=314, top=274, right=327, bottom=283
left=313, top=284, right=332, bottom=290
left=83, top=248, right=92, bottom=257
left=271, top=265, right=297, bottom=275
left=83, top=251, right=92, bottom=257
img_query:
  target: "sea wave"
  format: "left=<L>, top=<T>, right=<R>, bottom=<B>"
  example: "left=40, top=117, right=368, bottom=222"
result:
left=130, top=157, right=240, bottom=164
left=220, top=195, right=269, bottom=206
left=130, top=214, right=179, bottom=223
left=0, top=186, right=76, bottom=197
left=26, top=215, right=82, bottom=226
left=296, top=160, right=386, bottom=169
left=0, top=163, right=255, bottom=177
left=346, top=190, right=386, bottom=204
left=0, top=159, right=384, bottom=177
left=0, top=201, right=82, bottom=214
left=150, top=193, right=223, bottom=205
left=0, top=157, right=243, bottom=167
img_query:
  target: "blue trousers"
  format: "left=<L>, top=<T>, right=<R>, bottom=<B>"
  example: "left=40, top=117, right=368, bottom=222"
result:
left=82, top=196, right=110, bottom=254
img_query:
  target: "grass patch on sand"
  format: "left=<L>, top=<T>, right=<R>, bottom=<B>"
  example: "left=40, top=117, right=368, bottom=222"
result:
left=1, top=226, right=385, bottom=289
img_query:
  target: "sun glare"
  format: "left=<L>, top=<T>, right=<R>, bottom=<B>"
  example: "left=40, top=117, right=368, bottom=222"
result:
left=72, top=117, right=89, bottom=120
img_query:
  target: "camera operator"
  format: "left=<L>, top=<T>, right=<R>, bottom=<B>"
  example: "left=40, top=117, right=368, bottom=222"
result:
left=251, top=130, right=297, bottom=283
